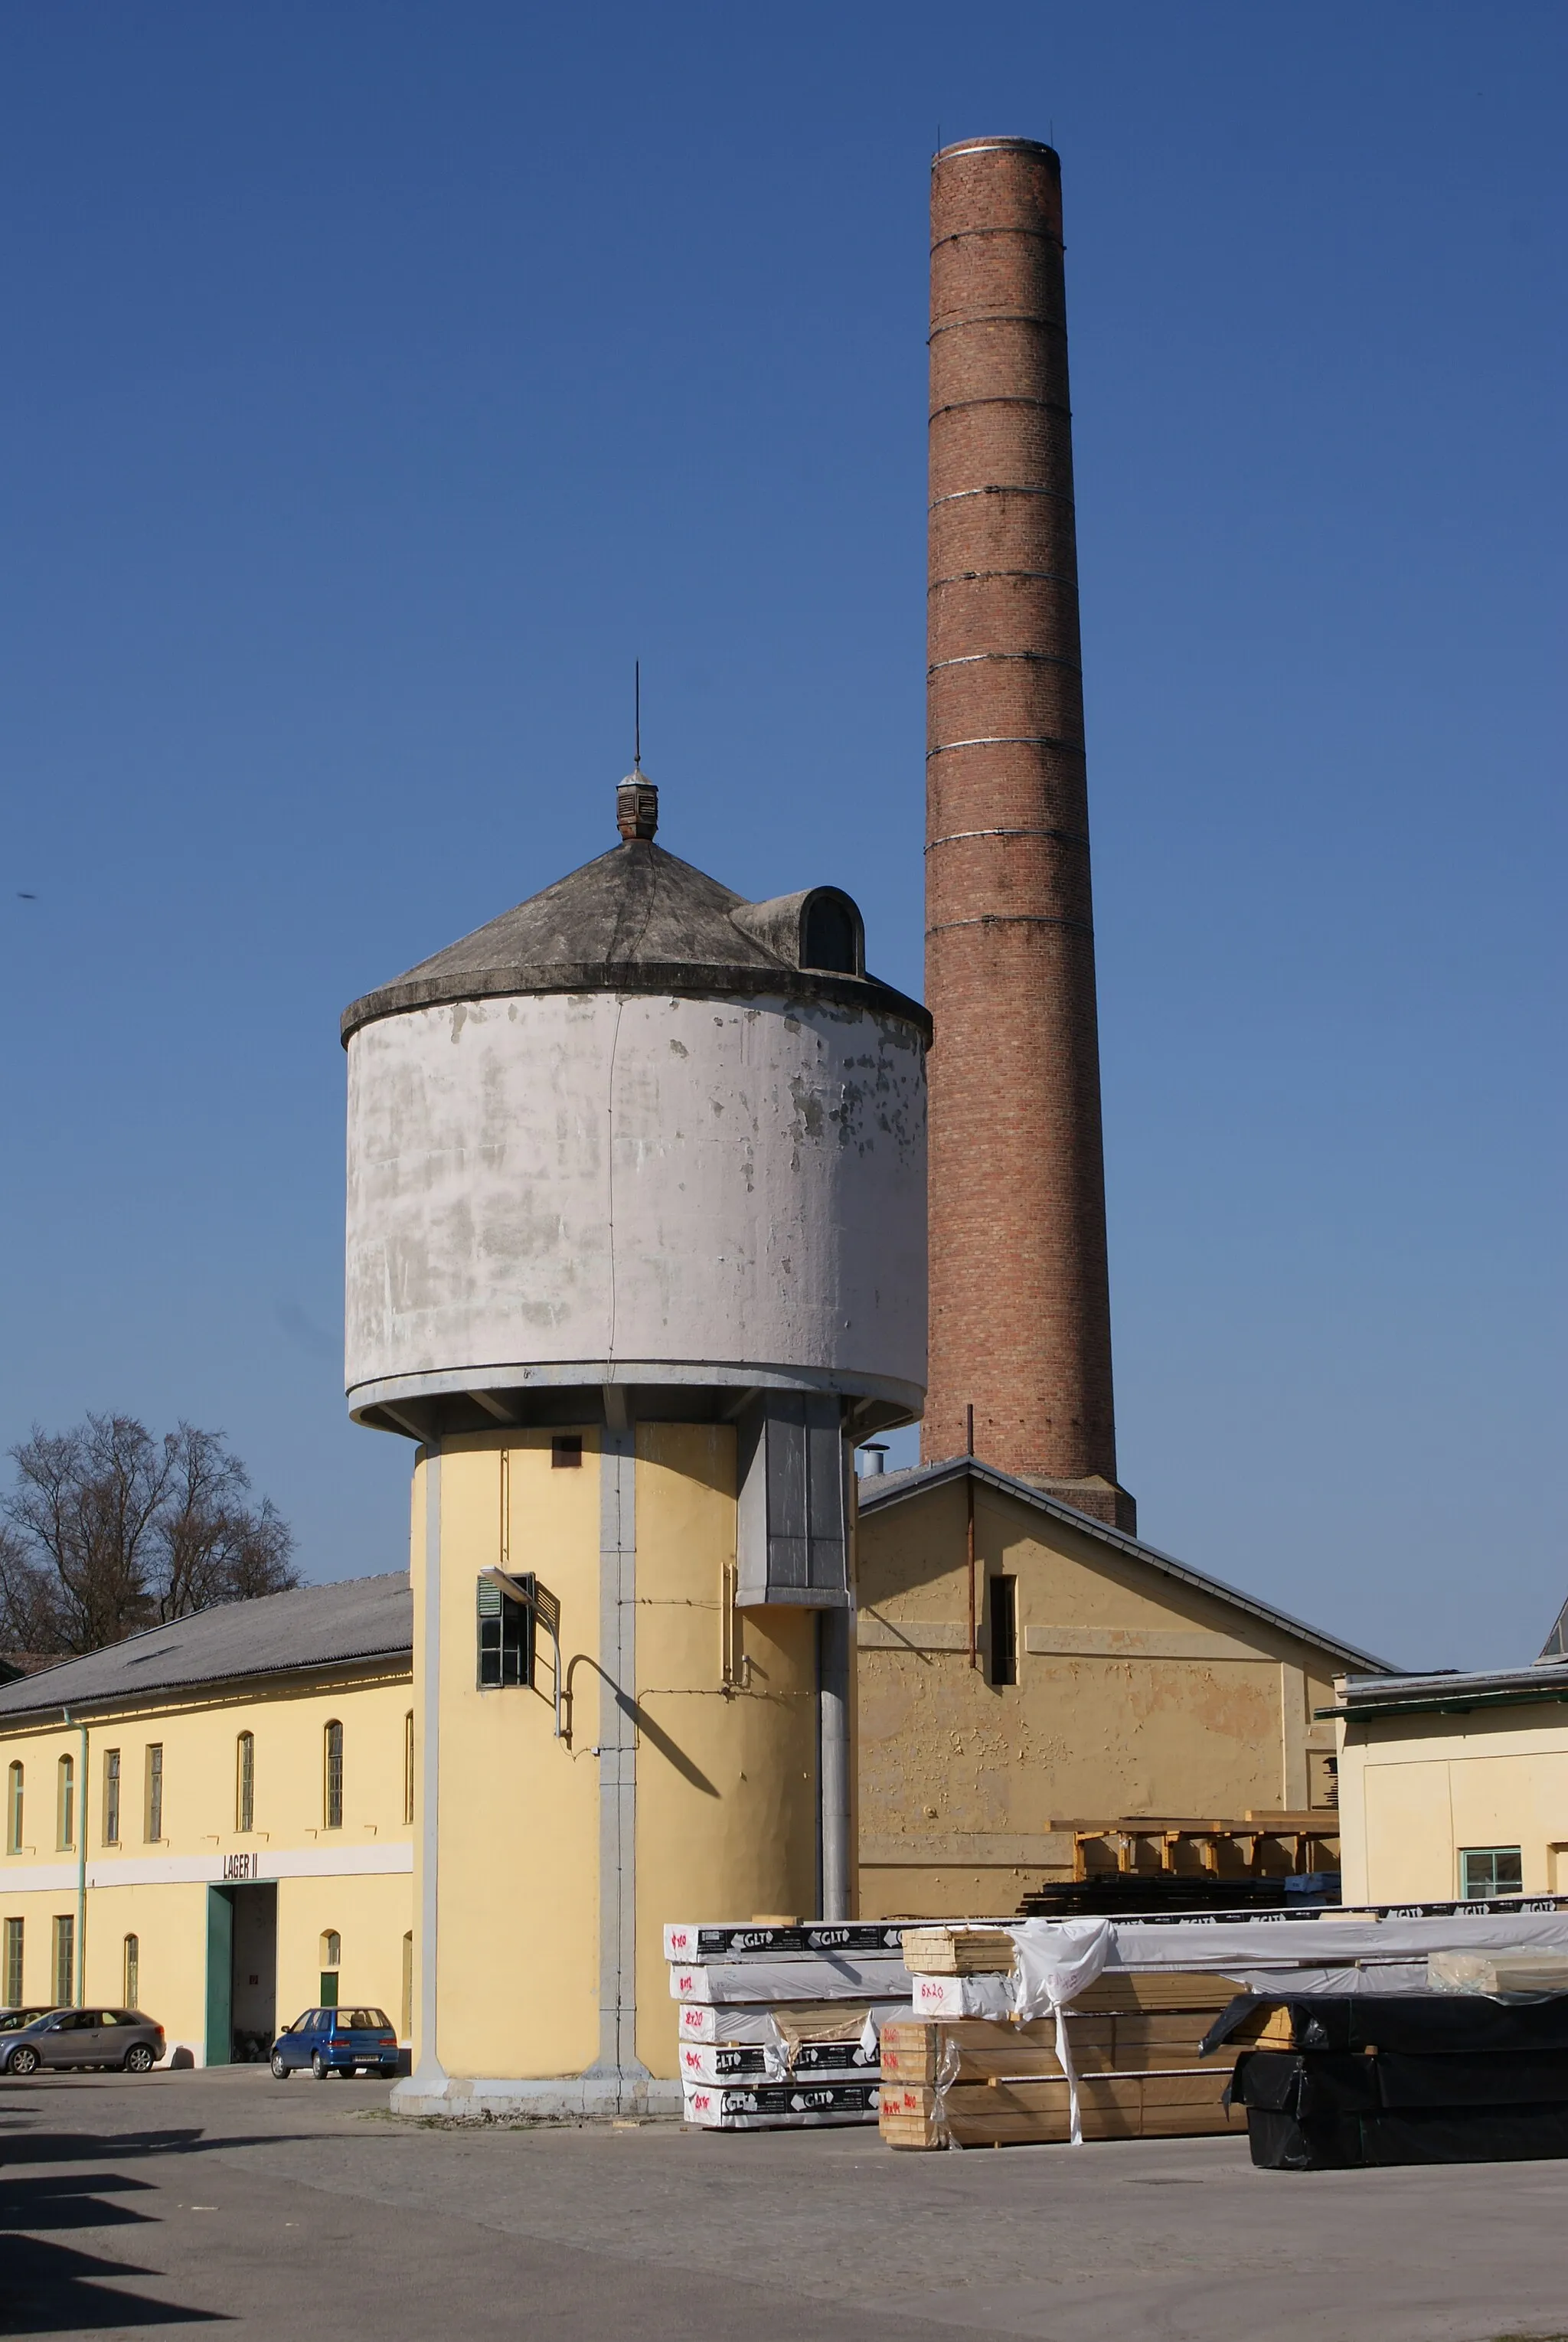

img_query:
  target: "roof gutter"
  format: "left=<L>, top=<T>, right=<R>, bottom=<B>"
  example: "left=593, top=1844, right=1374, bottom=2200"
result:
left=0, top=1646, right=413, bottom=1733
left=1324, top=1681, right=1568, bottom=1724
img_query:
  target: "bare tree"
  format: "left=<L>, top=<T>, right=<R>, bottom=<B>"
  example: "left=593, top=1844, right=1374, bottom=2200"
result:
left=0, top=1415, right=300, bottom=1657
left=152, top=1427, right=297, bottom=1622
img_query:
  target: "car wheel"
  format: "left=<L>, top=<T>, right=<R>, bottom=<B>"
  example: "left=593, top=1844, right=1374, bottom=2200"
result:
left=378, top=2063, right=397, bottom=2079
left=312, top=2051, right=329, bottom=2079
left=8, top=2046, right=39, bottom=2077
left=123, top=2044, right=155, bottom=2073
left=270, top=2051, right=289, bottom=2079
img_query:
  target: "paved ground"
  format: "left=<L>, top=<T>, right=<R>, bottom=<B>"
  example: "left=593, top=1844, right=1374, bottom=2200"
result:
left=3, top=2066, right=1568, bottom=2340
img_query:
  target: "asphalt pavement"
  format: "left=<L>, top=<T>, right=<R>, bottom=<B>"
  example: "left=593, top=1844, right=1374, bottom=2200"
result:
left=2, top=2065, right=1567, bottom=2340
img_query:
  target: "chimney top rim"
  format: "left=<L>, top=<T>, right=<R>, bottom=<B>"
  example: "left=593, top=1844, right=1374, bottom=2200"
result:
left=933, top=136, right=1060, bottom=166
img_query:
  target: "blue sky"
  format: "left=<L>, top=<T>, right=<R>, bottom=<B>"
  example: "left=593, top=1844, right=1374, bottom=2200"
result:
left=2, top=2, right=1561, bottom=1667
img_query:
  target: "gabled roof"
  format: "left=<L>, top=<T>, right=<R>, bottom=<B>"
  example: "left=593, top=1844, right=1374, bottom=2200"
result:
left=1540, top=1592, right=1568, bottom=1662
left=0, top=1573, right=413, bottom=1723
left=341, top=838, right=929, bottom=1041
left=858, top=1455, right=1395, bottom=1674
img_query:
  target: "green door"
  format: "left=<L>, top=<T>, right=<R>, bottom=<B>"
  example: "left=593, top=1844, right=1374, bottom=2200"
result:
left=205, top=1887, right=234, bottom=2066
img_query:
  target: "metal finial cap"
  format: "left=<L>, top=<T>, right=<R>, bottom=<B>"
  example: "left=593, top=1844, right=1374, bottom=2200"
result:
left=617, top=769, right=658, bottom=842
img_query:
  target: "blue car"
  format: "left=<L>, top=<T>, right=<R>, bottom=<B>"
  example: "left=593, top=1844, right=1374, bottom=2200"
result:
left=270, top=2005, right=399, bottom=2079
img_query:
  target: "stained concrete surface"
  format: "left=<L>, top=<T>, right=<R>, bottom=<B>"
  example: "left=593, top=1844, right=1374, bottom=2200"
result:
left=2, top=2066, right=1566, bottom=2341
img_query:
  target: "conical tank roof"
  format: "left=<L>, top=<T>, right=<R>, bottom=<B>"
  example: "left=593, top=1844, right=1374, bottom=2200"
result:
left=341, top=838, right=928, bottom=1042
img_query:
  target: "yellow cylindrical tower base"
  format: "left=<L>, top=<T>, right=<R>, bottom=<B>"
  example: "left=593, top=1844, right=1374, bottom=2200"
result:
left=394, top=1422, right=825, bottom=2117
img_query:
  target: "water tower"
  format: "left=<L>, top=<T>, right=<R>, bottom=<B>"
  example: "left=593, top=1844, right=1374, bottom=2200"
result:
left=342, top=771, right=929, bottom=2114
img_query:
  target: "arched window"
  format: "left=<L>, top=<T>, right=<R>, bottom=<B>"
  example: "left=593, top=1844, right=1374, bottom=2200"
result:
left=323, top=1722, right=343, bottom=1830
left=123, top=1933, right=140, bottom=2010
left=237, top=1733, right=254, bottom=1834
left=6, top=1762, right=21, bottom=1854
left=57, top=1756, right=75, bottom=1851
left=403, top=1711, right=415, bottom=1827
left=799, top=888, right=864, bottom=976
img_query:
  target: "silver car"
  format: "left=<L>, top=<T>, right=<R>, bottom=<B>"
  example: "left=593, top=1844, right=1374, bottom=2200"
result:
left=0, top=2006, right=165, bottom=2075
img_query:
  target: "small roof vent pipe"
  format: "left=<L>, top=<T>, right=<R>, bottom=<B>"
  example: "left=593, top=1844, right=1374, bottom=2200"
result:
left=859, top=1443, right=887, bottom=1476
left=617, top=658, right=658, bottom=841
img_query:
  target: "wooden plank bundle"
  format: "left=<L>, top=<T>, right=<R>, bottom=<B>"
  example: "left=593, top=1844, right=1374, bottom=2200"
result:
left=880, top=1976, right=1246, bottom=2151
left=900, top=1926, right=1016, bottom=1975
left=880, top=2069, right=1244, bottom=2150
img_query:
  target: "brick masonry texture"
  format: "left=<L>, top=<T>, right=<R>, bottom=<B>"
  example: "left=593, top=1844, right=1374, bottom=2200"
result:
left=924, top=136, right=1135, bottom=1533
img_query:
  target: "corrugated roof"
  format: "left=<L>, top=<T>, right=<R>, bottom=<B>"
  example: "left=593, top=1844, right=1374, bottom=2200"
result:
left=858, top=1456, right=1394, bottom=1674
left=1338, top=1658, right=1568, bottom=1720
left=0, top=1573, right=412, bottom=1722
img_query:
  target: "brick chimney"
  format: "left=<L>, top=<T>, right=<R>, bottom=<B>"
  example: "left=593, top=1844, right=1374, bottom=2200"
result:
left=923, top=136, right=1135, bottom=1534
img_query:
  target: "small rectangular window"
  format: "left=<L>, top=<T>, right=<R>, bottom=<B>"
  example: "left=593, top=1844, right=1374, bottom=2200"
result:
left=551, top=1435, right=583, bottom=1468
left=1461, top=1846, right=1523, bottom=1900
left=7, top=1762, right=23, bottom=1854
left=3, top=1917, right=21, bottom=2009
left=145, top=1746, right=164, bottom=1843
left=988, top=1576, right=1018, bottom=1687
left=53, top=1913, right=74, bottom=2007
left=237, top=1733, right=255, bottom=1834
left=403, top=1712, right=415, bottom=1827
left=324, top=1723, right=344, bottom=1831
left=124, top=1933, right=140, bottom=2010
left=476, top=1578, right=531, bottom=1687
left=57, top=1756, right=75, bottom=1850
left=103, top=1749, right=121, bottom=1845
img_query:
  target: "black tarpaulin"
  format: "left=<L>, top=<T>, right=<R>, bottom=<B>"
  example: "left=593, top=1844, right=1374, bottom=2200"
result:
left=1232, top=2046, right=1568, bottom=2118
left=1247, top=2103, right=1568, bottom=2170
left=1204, top=1994, right=1568, bottom=2059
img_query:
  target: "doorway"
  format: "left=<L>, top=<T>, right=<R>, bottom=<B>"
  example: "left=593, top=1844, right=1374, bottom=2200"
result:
left=230, top=1883, right=278, bottom=2061
left=207, top=1883, right=278, bottom=2064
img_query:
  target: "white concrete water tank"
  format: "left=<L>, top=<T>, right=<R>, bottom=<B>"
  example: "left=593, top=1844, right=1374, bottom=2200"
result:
left=341, top=784, right=929, bottom=1440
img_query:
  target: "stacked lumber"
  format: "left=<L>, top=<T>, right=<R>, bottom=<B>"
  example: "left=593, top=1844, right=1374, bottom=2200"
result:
left=885, top=1926, right=1243, bottom=2150
left=900, top=1927, right=1015, bottom=1975
left=1222, top=1992, right=1568, bottom=2169
left=666, top=1920, right=910, bottom=2130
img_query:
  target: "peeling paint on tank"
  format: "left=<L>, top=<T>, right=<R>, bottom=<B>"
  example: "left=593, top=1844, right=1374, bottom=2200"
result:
left=345, top=988, right=926, bottom=1406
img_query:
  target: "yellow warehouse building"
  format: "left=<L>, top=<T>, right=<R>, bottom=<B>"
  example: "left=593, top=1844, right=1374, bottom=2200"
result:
left=0, top=1575, right=413, bottom=2063
left=1335, top=1615, right=1568, bottom=1906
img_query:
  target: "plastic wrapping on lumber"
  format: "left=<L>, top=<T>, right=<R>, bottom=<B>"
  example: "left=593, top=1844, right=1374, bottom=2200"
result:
left=670, top=1954, right=913, bottom=2003
left=1427, top=1949, right=1568, bottom=1996
left=683, top=2079, right=880, bottom=2129
left=675, top=1998, right=906, bottom=2046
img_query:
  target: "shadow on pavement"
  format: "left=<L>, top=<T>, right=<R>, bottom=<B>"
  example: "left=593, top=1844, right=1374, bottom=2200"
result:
left=0, top=2233, right=228, bottom=2335
left=0, top=2133, right=278, bottom=2337
left=0, top=2168, right=158, bottom=2231
left=0, top=2126, right=310, bottom=2166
